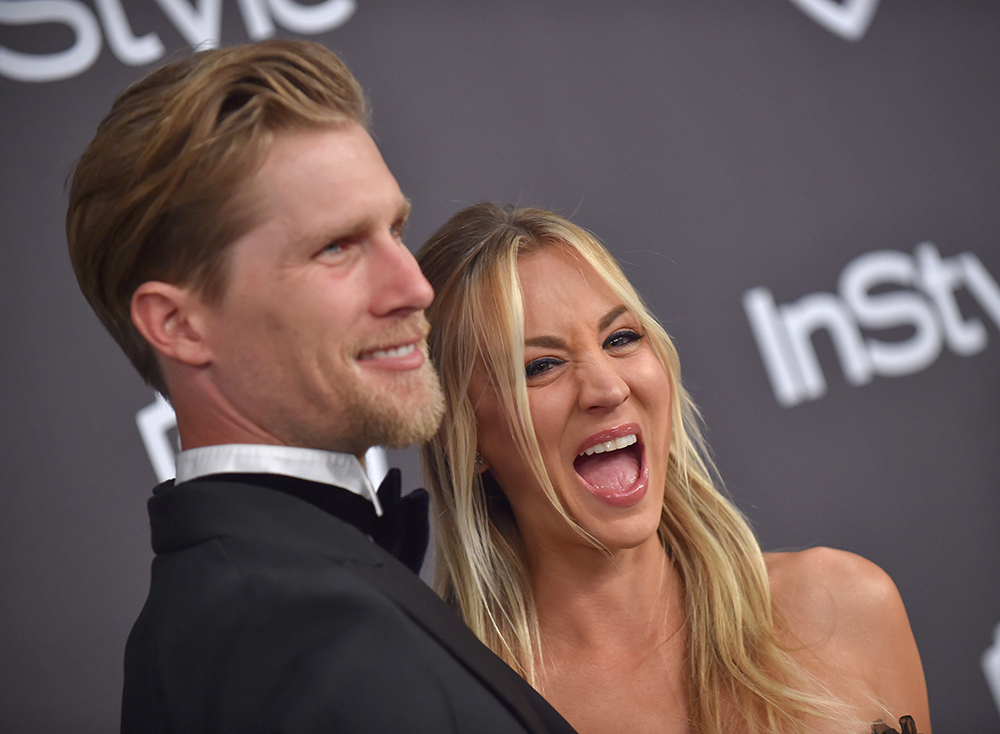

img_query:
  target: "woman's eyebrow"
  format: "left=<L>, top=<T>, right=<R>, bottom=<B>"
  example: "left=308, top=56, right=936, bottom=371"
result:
left=523, top=305, right=629, bottom=350
left=524, top=335, right=566, bottom=349
left=598, top=305, right=629, bottom=332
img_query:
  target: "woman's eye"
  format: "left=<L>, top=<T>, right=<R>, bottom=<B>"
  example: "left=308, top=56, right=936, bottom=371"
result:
left=604, top=329, right=643, bottom=349
left=525, top=358, right=561, bottom=378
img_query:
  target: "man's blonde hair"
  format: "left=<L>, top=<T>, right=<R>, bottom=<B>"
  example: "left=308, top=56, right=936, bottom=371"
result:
left=67, top=40, right=368, bottom=396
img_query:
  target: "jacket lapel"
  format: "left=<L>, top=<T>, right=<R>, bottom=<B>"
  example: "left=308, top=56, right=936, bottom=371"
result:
left=348, top=546, right=575, bottom=734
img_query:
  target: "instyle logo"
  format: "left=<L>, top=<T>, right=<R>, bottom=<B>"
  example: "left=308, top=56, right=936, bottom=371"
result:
left=743, top=242, right=1000, bottom=407
left=0, top=0, right=355, bottom=82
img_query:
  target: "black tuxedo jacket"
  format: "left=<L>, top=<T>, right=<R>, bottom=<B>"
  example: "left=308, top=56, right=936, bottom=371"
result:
left=121, top=474, right=576, bottom=734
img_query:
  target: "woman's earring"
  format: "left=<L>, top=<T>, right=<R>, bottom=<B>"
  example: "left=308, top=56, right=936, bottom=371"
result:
left=474, top=452, right=488, bottom=473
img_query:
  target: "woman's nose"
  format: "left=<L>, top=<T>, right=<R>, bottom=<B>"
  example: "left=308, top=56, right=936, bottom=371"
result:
left=577, top=356, right=630, bottom=412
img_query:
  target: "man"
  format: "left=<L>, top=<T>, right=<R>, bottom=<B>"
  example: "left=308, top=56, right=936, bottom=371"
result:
left=66, top=40, right=575, bottom=734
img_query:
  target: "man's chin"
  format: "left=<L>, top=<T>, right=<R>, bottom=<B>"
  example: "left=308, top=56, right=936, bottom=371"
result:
left=351, top=369, right=445, bottom=449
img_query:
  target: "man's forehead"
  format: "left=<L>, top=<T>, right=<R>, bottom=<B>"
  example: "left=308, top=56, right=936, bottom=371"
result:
left=245, top=124, right=406, bottom=227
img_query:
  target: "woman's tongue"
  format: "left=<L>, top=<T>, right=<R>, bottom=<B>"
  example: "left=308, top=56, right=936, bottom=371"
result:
left=574, top=447, right=640, bottom=497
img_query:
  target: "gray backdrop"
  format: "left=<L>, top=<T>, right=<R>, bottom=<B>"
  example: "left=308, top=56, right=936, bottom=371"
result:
left=2, top=1, right=998, bottom=731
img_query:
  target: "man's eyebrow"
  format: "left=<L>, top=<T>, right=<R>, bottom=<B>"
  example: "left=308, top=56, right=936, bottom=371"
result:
left=321, top=198, right=412, bottom=244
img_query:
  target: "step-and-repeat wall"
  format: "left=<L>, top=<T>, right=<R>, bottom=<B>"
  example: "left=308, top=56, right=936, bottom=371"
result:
left=2, top=1, right=998, bottom=730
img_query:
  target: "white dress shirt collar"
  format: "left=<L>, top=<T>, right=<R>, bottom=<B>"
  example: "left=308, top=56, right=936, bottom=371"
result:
left=174, top=444, right=383, bottom=516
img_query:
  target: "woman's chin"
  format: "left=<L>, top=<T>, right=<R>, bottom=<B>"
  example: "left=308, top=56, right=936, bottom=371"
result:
left=595, top=520, right=664, bottom=554
left=574, top=490, right=665, bottom=552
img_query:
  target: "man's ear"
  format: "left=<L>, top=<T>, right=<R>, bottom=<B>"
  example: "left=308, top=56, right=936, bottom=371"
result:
left=131, top=282, right=213, bottom=367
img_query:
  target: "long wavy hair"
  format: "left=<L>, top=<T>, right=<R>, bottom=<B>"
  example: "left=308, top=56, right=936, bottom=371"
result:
left=418, top=203, right=859, bottom=733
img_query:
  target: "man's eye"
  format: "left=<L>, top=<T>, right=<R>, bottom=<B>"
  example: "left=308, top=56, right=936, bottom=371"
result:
left=604, top=330, right=643, bottom=349
left=390, top=221, right=407, bottom=240
left=525, top=358, right=561, bottom=378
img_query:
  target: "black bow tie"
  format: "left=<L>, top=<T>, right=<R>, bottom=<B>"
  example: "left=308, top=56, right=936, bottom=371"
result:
left=369, top=468, right=430, bottom=574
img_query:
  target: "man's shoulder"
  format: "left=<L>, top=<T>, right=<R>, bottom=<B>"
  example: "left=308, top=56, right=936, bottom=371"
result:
left=129, top=476, right=575, bottom=734
left=125, top=518, right=559, bottom=734
left=128, top=479, right=422, bottom=712
left=134, top=474, right=408, bottom=662
left=148, top=474, right=381, bottom=561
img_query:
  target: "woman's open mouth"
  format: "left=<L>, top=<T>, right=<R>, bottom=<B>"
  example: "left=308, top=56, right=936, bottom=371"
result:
left=573, top=427, right=648, bottom=507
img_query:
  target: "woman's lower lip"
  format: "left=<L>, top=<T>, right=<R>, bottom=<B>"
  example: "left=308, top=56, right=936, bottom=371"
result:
left=581, top=473, right=648, bottom=507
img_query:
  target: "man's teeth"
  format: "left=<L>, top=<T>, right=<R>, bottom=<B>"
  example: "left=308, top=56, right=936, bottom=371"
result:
left=363, top=343, right=415, bottom=360
left=580, top=433, right=638, bottom=456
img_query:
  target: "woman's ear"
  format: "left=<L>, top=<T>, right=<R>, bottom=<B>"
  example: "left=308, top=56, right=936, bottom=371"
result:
left=131, top=282, right=213, bottom=367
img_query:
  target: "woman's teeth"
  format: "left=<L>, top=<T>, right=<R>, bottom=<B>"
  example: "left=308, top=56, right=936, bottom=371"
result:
left=362, top=343, right=416, bottom=360
left=580, top=433, right=638, bottom=456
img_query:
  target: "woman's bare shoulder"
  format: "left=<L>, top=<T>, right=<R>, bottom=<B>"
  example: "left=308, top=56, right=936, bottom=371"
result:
left=765, top=547, right=910, bottom=658
left=765, top=547, right=898, bottom=623
left=764, top=547, right=931, bottom=731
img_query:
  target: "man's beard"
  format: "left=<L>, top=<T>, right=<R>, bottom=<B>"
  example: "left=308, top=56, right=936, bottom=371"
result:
left=339, top=357, right=445, bottom=451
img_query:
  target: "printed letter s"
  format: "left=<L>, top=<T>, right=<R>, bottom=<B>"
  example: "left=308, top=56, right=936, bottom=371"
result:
left=0, top=0, right=101, bottom=82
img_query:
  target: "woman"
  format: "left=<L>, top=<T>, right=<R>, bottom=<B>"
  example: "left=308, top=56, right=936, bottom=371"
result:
left=417, top=203, right=930, bottom=734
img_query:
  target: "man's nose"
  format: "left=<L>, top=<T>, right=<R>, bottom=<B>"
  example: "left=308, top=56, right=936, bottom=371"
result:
left=370, top=237, right=435, bottom=317
left=577, top=355, right=630, bottom=412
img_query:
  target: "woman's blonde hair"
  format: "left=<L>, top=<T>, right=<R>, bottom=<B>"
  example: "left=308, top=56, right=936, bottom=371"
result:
left=418, top=203, right=853, bottom=733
